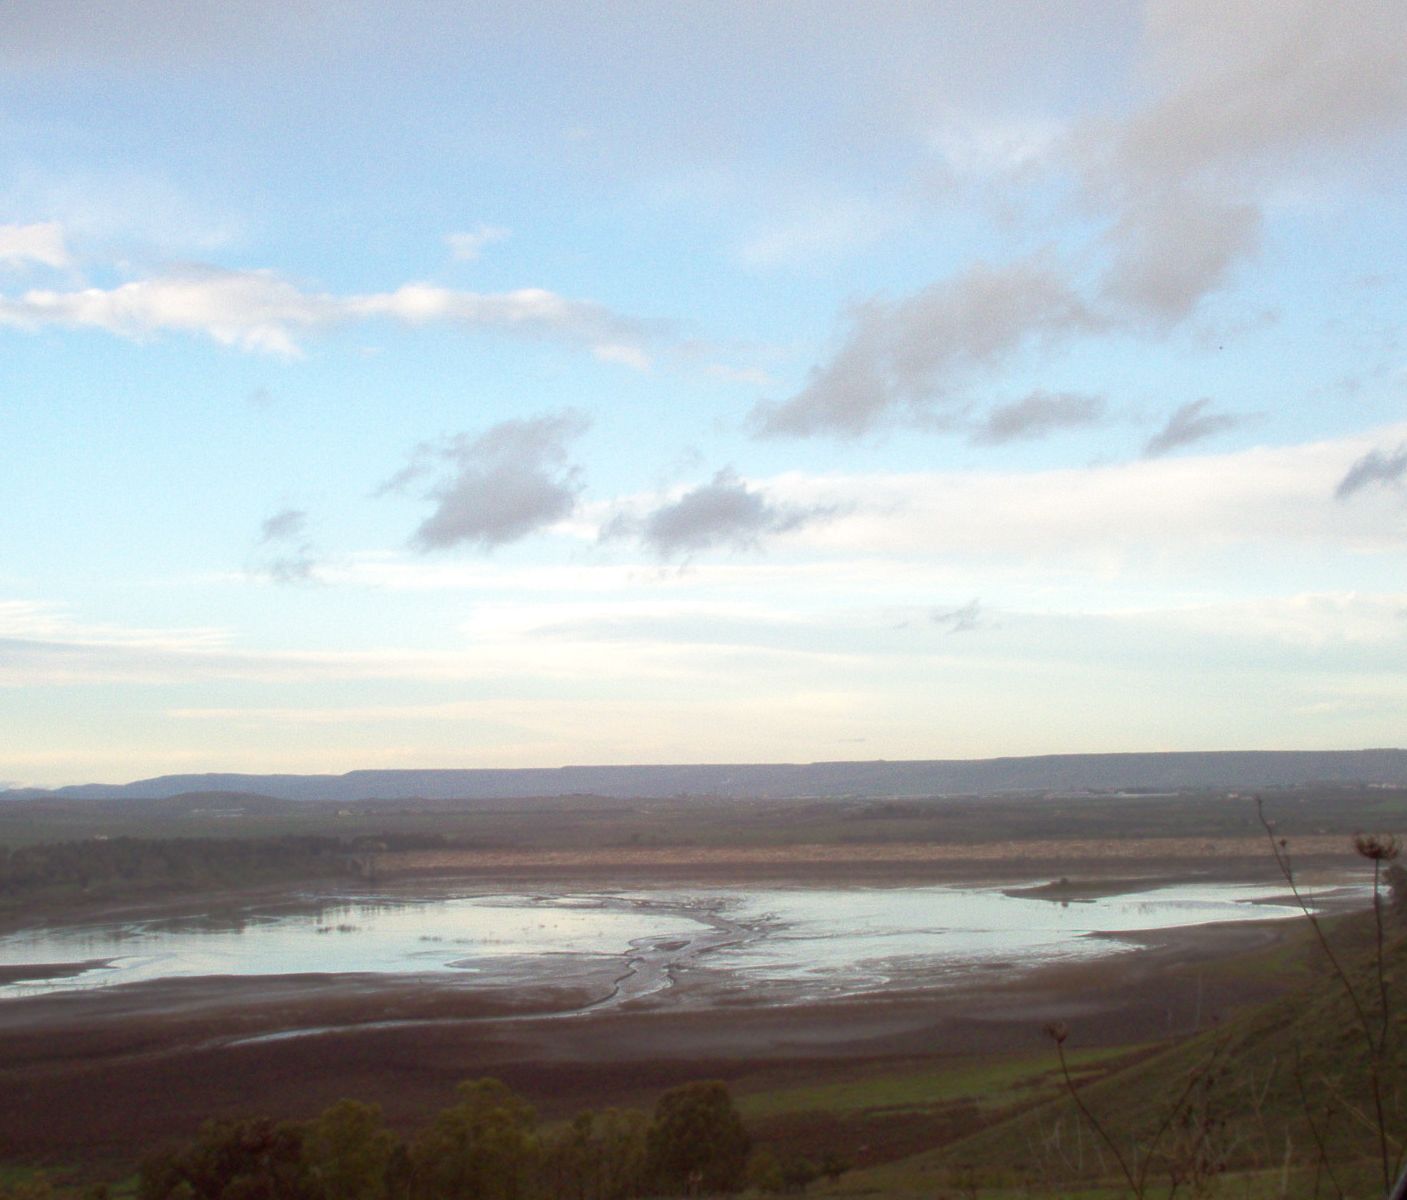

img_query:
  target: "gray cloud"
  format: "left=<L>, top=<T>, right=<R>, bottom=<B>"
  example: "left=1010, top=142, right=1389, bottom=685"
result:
left=1093, top=0, right=1407, bottom=321
left=1335, top=444, right=1407, bottom=499
left=384, top=413, right=589, bottom=551
left=609, top=469, right=831, bottom=558
left=266, top=554, right=316, bottom=585
left=750, top=4, right=1407, bottom=444
left=1142, top=398, right=1245, bottom=458
left=932, top=600, right=982, bottom=633
left=1101, top=191, right=1260, bottom=322
left=971, top=390, right=1106, bottom=445
left=0, top=1, right=344, bottom=69
left=259, top=508, right=306, bottom=543
left=256, top=507, right=317, bottom=584
left=1118, top=1, right=1407, bottom=186
left=752, top=259, right=1099, bottom=438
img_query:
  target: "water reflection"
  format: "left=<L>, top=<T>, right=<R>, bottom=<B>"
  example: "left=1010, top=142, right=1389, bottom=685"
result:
left=0, top=878, right=1368, bottom=1000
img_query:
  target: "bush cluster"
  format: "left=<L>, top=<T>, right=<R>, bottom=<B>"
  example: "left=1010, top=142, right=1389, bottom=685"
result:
left=137, top=1078, right=758, bottom=1200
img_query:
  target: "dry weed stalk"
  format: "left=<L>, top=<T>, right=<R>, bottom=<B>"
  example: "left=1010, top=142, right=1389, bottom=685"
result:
left=1042, top=1020, right=1231, bottom=1200
left=1256, top=798, right=1404, bottom=1196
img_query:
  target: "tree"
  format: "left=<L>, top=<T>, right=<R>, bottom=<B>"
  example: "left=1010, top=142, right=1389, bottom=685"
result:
left=410, top=1078, right=539, bottom=1200
left=541, top=1107, right=648, bottom=1200
left=302, top=1100, right=397, bottom=1200
left=746, top=1147, right=784, bottom=1195
left=778, top=1155, right=819, bottom=1194
left=644, top=1081, right=750, bottom=1195
left=138, top=1117, right=311, bottom=1200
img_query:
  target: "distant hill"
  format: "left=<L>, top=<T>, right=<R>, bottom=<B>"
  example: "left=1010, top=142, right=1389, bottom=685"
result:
left=4, top=749, right=1406, bottom=804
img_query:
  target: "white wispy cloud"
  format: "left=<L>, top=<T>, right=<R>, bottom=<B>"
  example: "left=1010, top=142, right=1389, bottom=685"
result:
left=446, top=224, right=511, bottom=261
left=0, top=265, right=652, bottom=360
left=769, top=427, right=1407, bottom=567
left=0, top=221, right=72, bottom=269
left=0, top=599, right=227, bottom=651
left=736, top=196, right=895, bottom=269
left=928, top=111, right=1066, bottom=179
left=350, top=423, right=1407, bottom=584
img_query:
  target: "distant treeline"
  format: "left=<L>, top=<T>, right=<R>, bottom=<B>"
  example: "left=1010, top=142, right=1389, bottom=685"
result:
left=130, top=1078, right=836, bottom=1200
left=0, top=833, right=449, bottom=906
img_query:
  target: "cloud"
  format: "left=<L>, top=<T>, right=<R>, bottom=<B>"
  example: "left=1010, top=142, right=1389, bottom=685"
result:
left=383, top=412, right=589, bottom=551
left=446, top=225, right=511, bottom=261
left=1120, top=0, right=1407, bottom=185
left=752, top=258, right=1099, bottom=438
left=0, top=221, right=72, bottom=269
left=607, top=469, right=833, bottom=558
left=0, top=599, right=227, bottom=651
left=1335, top=444, right=1407, bottom=499
left=256, top=508, right=317, bottom=583
left=931, top=600, right=983, bottom=633
left=0, top=268, right=328, bottom=355
left=3, top=168, right=243, bottom=257
left=1092, top=0, right=1407, bottom=320
left=928, top=112, right=1066, bottom=180
left=259, top=508, right=306, bottom=543
left=1101, top=191, right=1260, bottom=322
left=747, top=4, right=1407, bottom=446
left=592, top=343, right=651, bottom=371
left=749, top=423, right=1407, bottom=572
left=0, top=265, right=651, bottom=360
left=706, top=363, right=775, bottom=387
left=1143, top=398, right=1245, bottom=457
left=971, top=390, right=1106, bottom=445
left=735, top=197, right=892, bottom=269
left=265, top=555, right=315, bottom=585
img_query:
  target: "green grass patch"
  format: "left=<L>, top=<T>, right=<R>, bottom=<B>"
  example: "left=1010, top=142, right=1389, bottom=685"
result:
left=737, top=1044, right=1142, bottom=1120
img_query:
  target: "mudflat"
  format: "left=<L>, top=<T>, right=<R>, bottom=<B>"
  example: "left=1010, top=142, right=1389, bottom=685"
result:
left=0, top=845, right=1359, bottom=1165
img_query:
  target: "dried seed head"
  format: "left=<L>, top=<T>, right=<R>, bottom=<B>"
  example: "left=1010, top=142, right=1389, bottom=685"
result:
left=1044, top=1021, right=1069, bottom=1045
left=1353, top=833, right=1401, bottom=862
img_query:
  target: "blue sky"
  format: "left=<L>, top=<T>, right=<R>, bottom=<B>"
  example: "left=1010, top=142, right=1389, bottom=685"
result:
left=2, top=1, right=1406, bottom=788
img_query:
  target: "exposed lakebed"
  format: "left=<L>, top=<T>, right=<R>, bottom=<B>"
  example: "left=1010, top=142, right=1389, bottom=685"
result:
left=1, top=876, right=1369, bottom=1009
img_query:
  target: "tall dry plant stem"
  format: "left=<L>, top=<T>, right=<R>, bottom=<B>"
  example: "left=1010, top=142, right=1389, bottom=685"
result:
left=1255, top=797, right=1399, bottom=1194
left=1293, top=1044, right=1344, bottom=1200
left=1044, top=1021, right=1142, bottom=1199
left=1043, top=1021, right=1224, bottom=1200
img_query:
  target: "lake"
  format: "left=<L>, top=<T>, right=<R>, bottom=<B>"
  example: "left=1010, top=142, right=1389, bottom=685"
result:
left=0, top=878, right=1366, bottom=1004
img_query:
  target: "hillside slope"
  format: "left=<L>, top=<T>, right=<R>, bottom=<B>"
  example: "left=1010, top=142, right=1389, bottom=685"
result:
left=867, top=908, right=1407, bottom=1198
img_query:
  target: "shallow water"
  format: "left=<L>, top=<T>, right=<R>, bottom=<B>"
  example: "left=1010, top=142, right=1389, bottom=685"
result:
left=694, top=882, right=1350, bottom=995
left=0, top=879, right=1367, bottom=1001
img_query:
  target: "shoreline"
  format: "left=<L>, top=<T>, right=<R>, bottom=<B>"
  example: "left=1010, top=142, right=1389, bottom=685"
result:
left=0, top=906, right=1318, bottom=1161
left=2, top=834, right=1357, bottom=937
left=0, top=850, right=1369, bottom=1162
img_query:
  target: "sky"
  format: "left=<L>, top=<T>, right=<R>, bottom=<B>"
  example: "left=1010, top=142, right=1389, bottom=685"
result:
left=2, top=1, right=1406, bottom=788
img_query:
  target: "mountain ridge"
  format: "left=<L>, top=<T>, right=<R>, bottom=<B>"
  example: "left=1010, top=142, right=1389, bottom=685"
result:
left=5, top=748, right=1406, bottom=803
